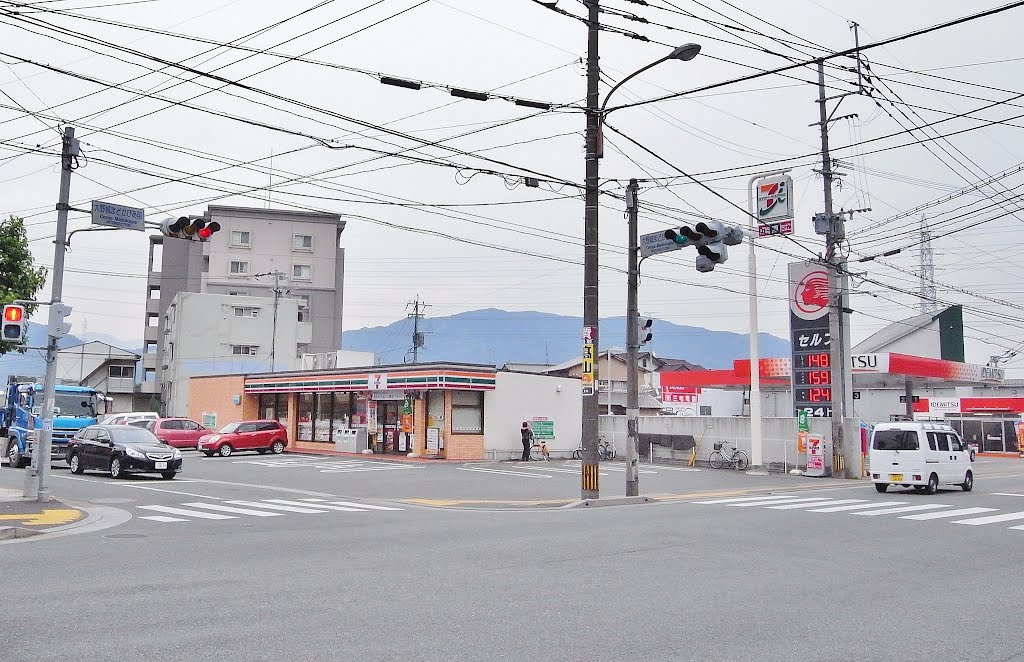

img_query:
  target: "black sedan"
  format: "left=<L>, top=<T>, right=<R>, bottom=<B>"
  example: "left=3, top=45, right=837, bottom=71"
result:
left=66, top=425, right=182, bottom=480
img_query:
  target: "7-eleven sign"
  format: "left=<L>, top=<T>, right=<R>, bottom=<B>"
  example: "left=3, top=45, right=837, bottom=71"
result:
left=756, top=174, right=794, bottom=236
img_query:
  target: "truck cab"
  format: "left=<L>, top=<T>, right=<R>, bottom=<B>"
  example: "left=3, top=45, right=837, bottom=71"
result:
left=1, top=380, right=108, bottom=468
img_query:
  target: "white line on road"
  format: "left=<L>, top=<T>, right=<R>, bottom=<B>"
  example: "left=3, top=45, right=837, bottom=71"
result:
left=180, top=502, right=284, bottom=517
left=693, top=495, right=801, bottom=505
left=765, top=499, right=865, bottom=510
left=138, top=515, right=187, bottom=523
left=323, top=500, right=403, bottom=511
left=854, top=504, right=951, bottom=516
left=517, top=466, right=609, bottom=476
left=953, top=511, right=1024, bottom=526
left=137, top=505, right=236, bottom=520
left=458, top=467, right=552, bottom=479
left=900, top=507, right=997, bottom=520
left=992, top=493, right=1024, bottom=497
left=263, top=499, right=364, bottom=512
left=807, top=501, right=908, bottom=513
left=728, top=497, right=836, bottom=508
left=225, top=500, right=328, bottom=514
left=54, top=475, right=217, bottom=499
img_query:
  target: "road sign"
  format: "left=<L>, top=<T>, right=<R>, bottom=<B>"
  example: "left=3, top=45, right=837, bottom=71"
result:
left=91, top=201, right=145, bottom=231
left=639, top=231, right=682, bottom=257
left=531, top=418, right=554, bottom=440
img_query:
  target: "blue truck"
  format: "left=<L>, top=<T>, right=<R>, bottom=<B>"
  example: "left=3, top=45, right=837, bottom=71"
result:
left=1, top=378, right=108, bottom=468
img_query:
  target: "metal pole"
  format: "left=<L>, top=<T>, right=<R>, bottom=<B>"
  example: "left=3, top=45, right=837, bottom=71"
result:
left=581, top=0, right=601, bottom=499
left=270, top=271, right=280, bottom=371
left=817, top=61, right=848, bottom=478
left=29, top=126, right=76, bottom=502
left=625, top=179, right=640, bottom=497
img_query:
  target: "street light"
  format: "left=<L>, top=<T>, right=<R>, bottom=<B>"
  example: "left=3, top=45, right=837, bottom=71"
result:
left=581, top=40, right=701, bottom=499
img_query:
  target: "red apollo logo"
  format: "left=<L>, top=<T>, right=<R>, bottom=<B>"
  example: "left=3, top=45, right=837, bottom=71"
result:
left=794, top=270, right=829, bottom=315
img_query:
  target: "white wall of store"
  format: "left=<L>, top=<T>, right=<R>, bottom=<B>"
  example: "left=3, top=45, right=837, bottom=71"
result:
left=485, top=372, right=582, bottom=456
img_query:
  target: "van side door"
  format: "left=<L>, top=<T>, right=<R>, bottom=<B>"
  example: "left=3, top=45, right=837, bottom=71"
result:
left=946, top=432, right=969, bottom=482
left=933, top=431, right=951, bottom=482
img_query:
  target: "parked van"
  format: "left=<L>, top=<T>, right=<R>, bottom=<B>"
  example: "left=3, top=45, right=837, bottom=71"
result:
left=869, top=422, right=973, bottom=494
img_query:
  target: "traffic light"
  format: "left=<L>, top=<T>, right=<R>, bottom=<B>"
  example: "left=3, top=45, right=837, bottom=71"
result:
left=2, top=304, right=27, bottom=344
left=663, top=225, right=704, bottom=247
left=693, top=221, right=745, bottom=273
left=47, top=303, right=72, bottom=340
left=160, top=216, right=222, bottom=242
left=637, top=316, right=653, bottom=345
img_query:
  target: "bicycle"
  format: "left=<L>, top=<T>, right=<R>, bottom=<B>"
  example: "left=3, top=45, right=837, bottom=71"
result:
left=529, top=439, right=550, bottom=461
left=709, top=442, right=749, bottom=470
left=571, top=437, right=617, bottom=461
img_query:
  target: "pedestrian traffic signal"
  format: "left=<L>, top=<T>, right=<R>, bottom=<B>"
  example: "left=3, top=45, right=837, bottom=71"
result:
left=47, top=302, right=72, bottom=340
left=160, top=216, right=221, bottom=242
left=637, top=316, right=654, bottom=345
left=2, top=304, right=27, bottom=344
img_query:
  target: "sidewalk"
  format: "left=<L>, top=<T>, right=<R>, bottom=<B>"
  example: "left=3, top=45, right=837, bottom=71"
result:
left=285, top=448, right=465, bottom=463
left=0, top=488, right=86, bottom=538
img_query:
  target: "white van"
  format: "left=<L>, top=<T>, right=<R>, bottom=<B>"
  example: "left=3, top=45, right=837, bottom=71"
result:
left=869, top=422, right=973, bottom=494
left=101, top=412, right=159, bottom=426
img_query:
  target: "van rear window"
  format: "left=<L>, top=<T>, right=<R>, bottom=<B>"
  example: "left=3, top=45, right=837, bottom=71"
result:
left=873, top=430, right=919, bottom=451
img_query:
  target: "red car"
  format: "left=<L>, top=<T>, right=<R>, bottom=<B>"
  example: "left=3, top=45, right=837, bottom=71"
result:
left=144, top=418, right=210, bottom=449
left=197, top=420, right=288, bottom=457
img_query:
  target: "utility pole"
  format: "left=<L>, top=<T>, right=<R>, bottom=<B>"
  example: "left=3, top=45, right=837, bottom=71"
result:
left=255, top=270, right=286, bottom=371
left=816, top=61, right=848, bottom=478
left=625, top=179, right=640, bottom=497
left=918, top=214, right=938, bottom=313
left=580, top=0, right=601, bottom=500
left=27, top=126, right=77, bottom=502
left=406, top=296, right=427, bottom=364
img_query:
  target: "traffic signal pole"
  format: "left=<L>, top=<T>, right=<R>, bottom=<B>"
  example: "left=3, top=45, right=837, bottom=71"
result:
left=25, top=126, right=77, bottom=502
left=625, top=179, right=640, bottom=497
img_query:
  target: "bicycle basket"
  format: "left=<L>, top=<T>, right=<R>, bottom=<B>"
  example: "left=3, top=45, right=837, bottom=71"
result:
left=713, top=442, right=723, bottom=451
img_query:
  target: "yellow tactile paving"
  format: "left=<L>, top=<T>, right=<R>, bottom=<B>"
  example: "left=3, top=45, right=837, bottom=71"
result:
left=0, top=508, right=83, bottom=527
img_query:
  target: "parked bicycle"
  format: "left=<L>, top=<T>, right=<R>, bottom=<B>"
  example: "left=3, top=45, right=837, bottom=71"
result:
left=709, top=442, right=749, bottom=470
left=571, top=437, right=617, bottom=461
left=529, top=438, right=550, bottom=461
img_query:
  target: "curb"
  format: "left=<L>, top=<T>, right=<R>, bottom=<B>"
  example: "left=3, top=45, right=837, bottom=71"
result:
left=0, top=526, right=43, bottom=540
left=562, top=495, right=655, bottom=509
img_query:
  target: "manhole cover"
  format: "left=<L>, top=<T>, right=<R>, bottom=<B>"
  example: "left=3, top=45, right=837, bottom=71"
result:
left=103, top=533, right=146, bottom=539
left=93, top=498, right=136, bottom=504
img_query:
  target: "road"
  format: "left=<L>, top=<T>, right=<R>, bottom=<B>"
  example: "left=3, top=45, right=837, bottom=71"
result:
left=2, top=452, right=1023, bottom=661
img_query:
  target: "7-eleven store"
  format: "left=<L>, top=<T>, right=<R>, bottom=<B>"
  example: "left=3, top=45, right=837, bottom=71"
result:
left=188, top=362, right=582, bottom=460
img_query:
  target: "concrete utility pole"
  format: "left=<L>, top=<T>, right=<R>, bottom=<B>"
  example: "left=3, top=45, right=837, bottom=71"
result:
left=27, top=126, right=77, bottom=502
left=256, top=270, right=286, bottom=371
left=580, top=0, right=601, bottom=499
left=625, top=179, right=640, bottom=497
left=816, top=61, right=848, bottom=478
left=406, top=296, right=427, bottom=364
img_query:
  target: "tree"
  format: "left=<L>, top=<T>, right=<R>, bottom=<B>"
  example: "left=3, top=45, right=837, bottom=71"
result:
left=0, top=215, right=47, bottom=356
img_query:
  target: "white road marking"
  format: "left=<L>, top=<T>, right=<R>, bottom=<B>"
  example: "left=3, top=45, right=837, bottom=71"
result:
left=518, top=466, right=609, bottom=476
left=324, top=500, right=403, bottom=511
left=300, top=498, right=328, bottom=502
left=953, top=511, right=1024, bottom=526
left=729, top=497, right=836, bottom=508
left=224, top=500, right=328, bottom=514
left=138, top=515, right=187, bottom=523
left=807, top=501, right=908, bottom=513
left=54, top=475, right=216, bottom=499
left=992, top=493, right=1024, bottom=497
left=180, top=502, right=284, bottom=517
left=263, top=499, right=364, bottom=512
left=765, top=499, right=864, bottom=510
left=458, top=467, right=552, bottom=479
left=137, top=505, right=236, bottom=520
left=693, top=495, right=801, bottom=505
left=854, top=504, right=952, bottom=516
left=900, top=507, right=997, bottom=520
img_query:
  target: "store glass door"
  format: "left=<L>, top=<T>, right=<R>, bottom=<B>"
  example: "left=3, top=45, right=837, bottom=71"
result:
left=378, top=401, right=402, bottom=453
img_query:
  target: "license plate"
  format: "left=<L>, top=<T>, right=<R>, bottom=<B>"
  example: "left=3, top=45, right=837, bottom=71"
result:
left=154, top=461, right=167, bottom=470
left=889, top=473, right=904, bottom=482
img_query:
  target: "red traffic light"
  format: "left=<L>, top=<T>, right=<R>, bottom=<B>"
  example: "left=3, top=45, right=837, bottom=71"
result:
left=197, top=221, right=221, bottom=241
left=3, top=304, right=24, bottom=323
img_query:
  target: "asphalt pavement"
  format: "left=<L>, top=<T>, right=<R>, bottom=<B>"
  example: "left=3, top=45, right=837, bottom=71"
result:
left=1, top=452, right=1022, bottom=661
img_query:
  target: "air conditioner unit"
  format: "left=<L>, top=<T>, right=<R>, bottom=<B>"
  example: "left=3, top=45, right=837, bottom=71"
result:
left=325, top=353, right=337, bottom=369
left=313, top=354, right=325, bottom=370
left=300, top=354, right=315, bottom=370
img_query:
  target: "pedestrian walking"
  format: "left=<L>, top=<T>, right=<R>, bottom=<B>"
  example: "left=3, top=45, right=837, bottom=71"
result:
left=520, top=421, right=534, bottom=461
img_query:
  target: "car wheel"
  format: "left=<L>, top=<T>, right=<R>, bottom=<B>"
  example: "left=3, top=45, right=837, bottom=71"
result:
left=69, top=453, right=85, bottom=475
left=874, top=483, right=888, bottom=493
left=161, top=471, right=176, bottom=480
left=109, top=457, right=124, bottom=479
left=7, top=440, right=22, bottom=469
left=913, top=486, right=926, bottom=493
left=270, top=440, right=285, bottom=455
left=961, top=470, right=973, bottom=492
left=924, top=473, right=939, bottom=495
left=218, top=444, right=233, bottom=458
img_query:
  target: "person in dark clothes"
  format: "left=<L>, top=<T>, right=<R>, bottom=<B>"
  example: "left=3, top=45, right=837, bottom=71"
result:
left=520, top=421, right=534, bottom=460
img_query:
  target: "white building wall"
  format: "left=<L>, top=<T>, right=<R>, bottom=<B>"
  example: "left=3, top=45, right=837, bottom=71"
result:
left=163, top=292, right=299, bottom=417
left=878, top=319, right=942, bottom=357
left=484, top=372, right=582, bottom=457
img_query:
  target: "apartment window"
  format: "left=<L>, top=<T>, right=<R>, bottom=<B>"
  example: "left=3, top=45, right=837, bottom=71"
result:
left=233, top=306, right=259, bottom=318
left=148, top=287, right=160, bottom=300
left=147, top=314, right=159, bottom=327
left=230, top=230, right=251, bottom=247
left=292, top=264, right=311, bottom=281
left=293, top=234, right=313, bottom=251
left=451, top=391, right=484, bottom=434
left=296, top=343, right=310, bottom=359
left=144, top=368, right=156, bottom=382
left=202, top=256, right=209, bottom=273
left=296, top=295, right=310, bottom=322
left=699, top=406, right=712, bottom=416
left=144, top=342, right=157, bottom=354
left=229, top=260, right=249, bottom=276
left=231, top=345, right=259, bottom=356
left=108, top=365, right=135, bottom=379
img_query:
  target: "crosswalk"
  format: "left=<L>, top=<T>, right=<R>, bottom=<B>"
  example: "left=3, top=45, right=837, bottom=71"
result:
left=136, top=497, right=403, bottom=524
left=689, top=493, right=1024, bottom=533
left=458, top=461, right=699, bottom=480
left=232, top=458, right=421, bottom=474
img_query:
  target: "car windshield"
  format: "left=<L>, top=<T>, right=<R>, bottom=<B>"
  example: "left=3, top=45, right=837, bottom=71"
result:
left=54, top=392, right=95, bottom=418
left=109, top=427, right=160, bottom=445
left=218, top=423, right=241, bottom=433
left=873, top=430, right=919, bottom=451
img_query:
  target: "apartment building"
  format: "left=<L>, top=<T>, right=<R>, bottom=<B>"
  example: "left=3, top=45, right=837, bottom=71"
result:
left=141, top=206, right=346, bottom=410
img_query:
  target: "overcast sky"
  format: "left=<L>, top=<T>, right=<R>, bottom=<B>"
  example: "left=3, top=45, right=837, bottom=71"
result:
left=2, top=0, right=1023, bottom=372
